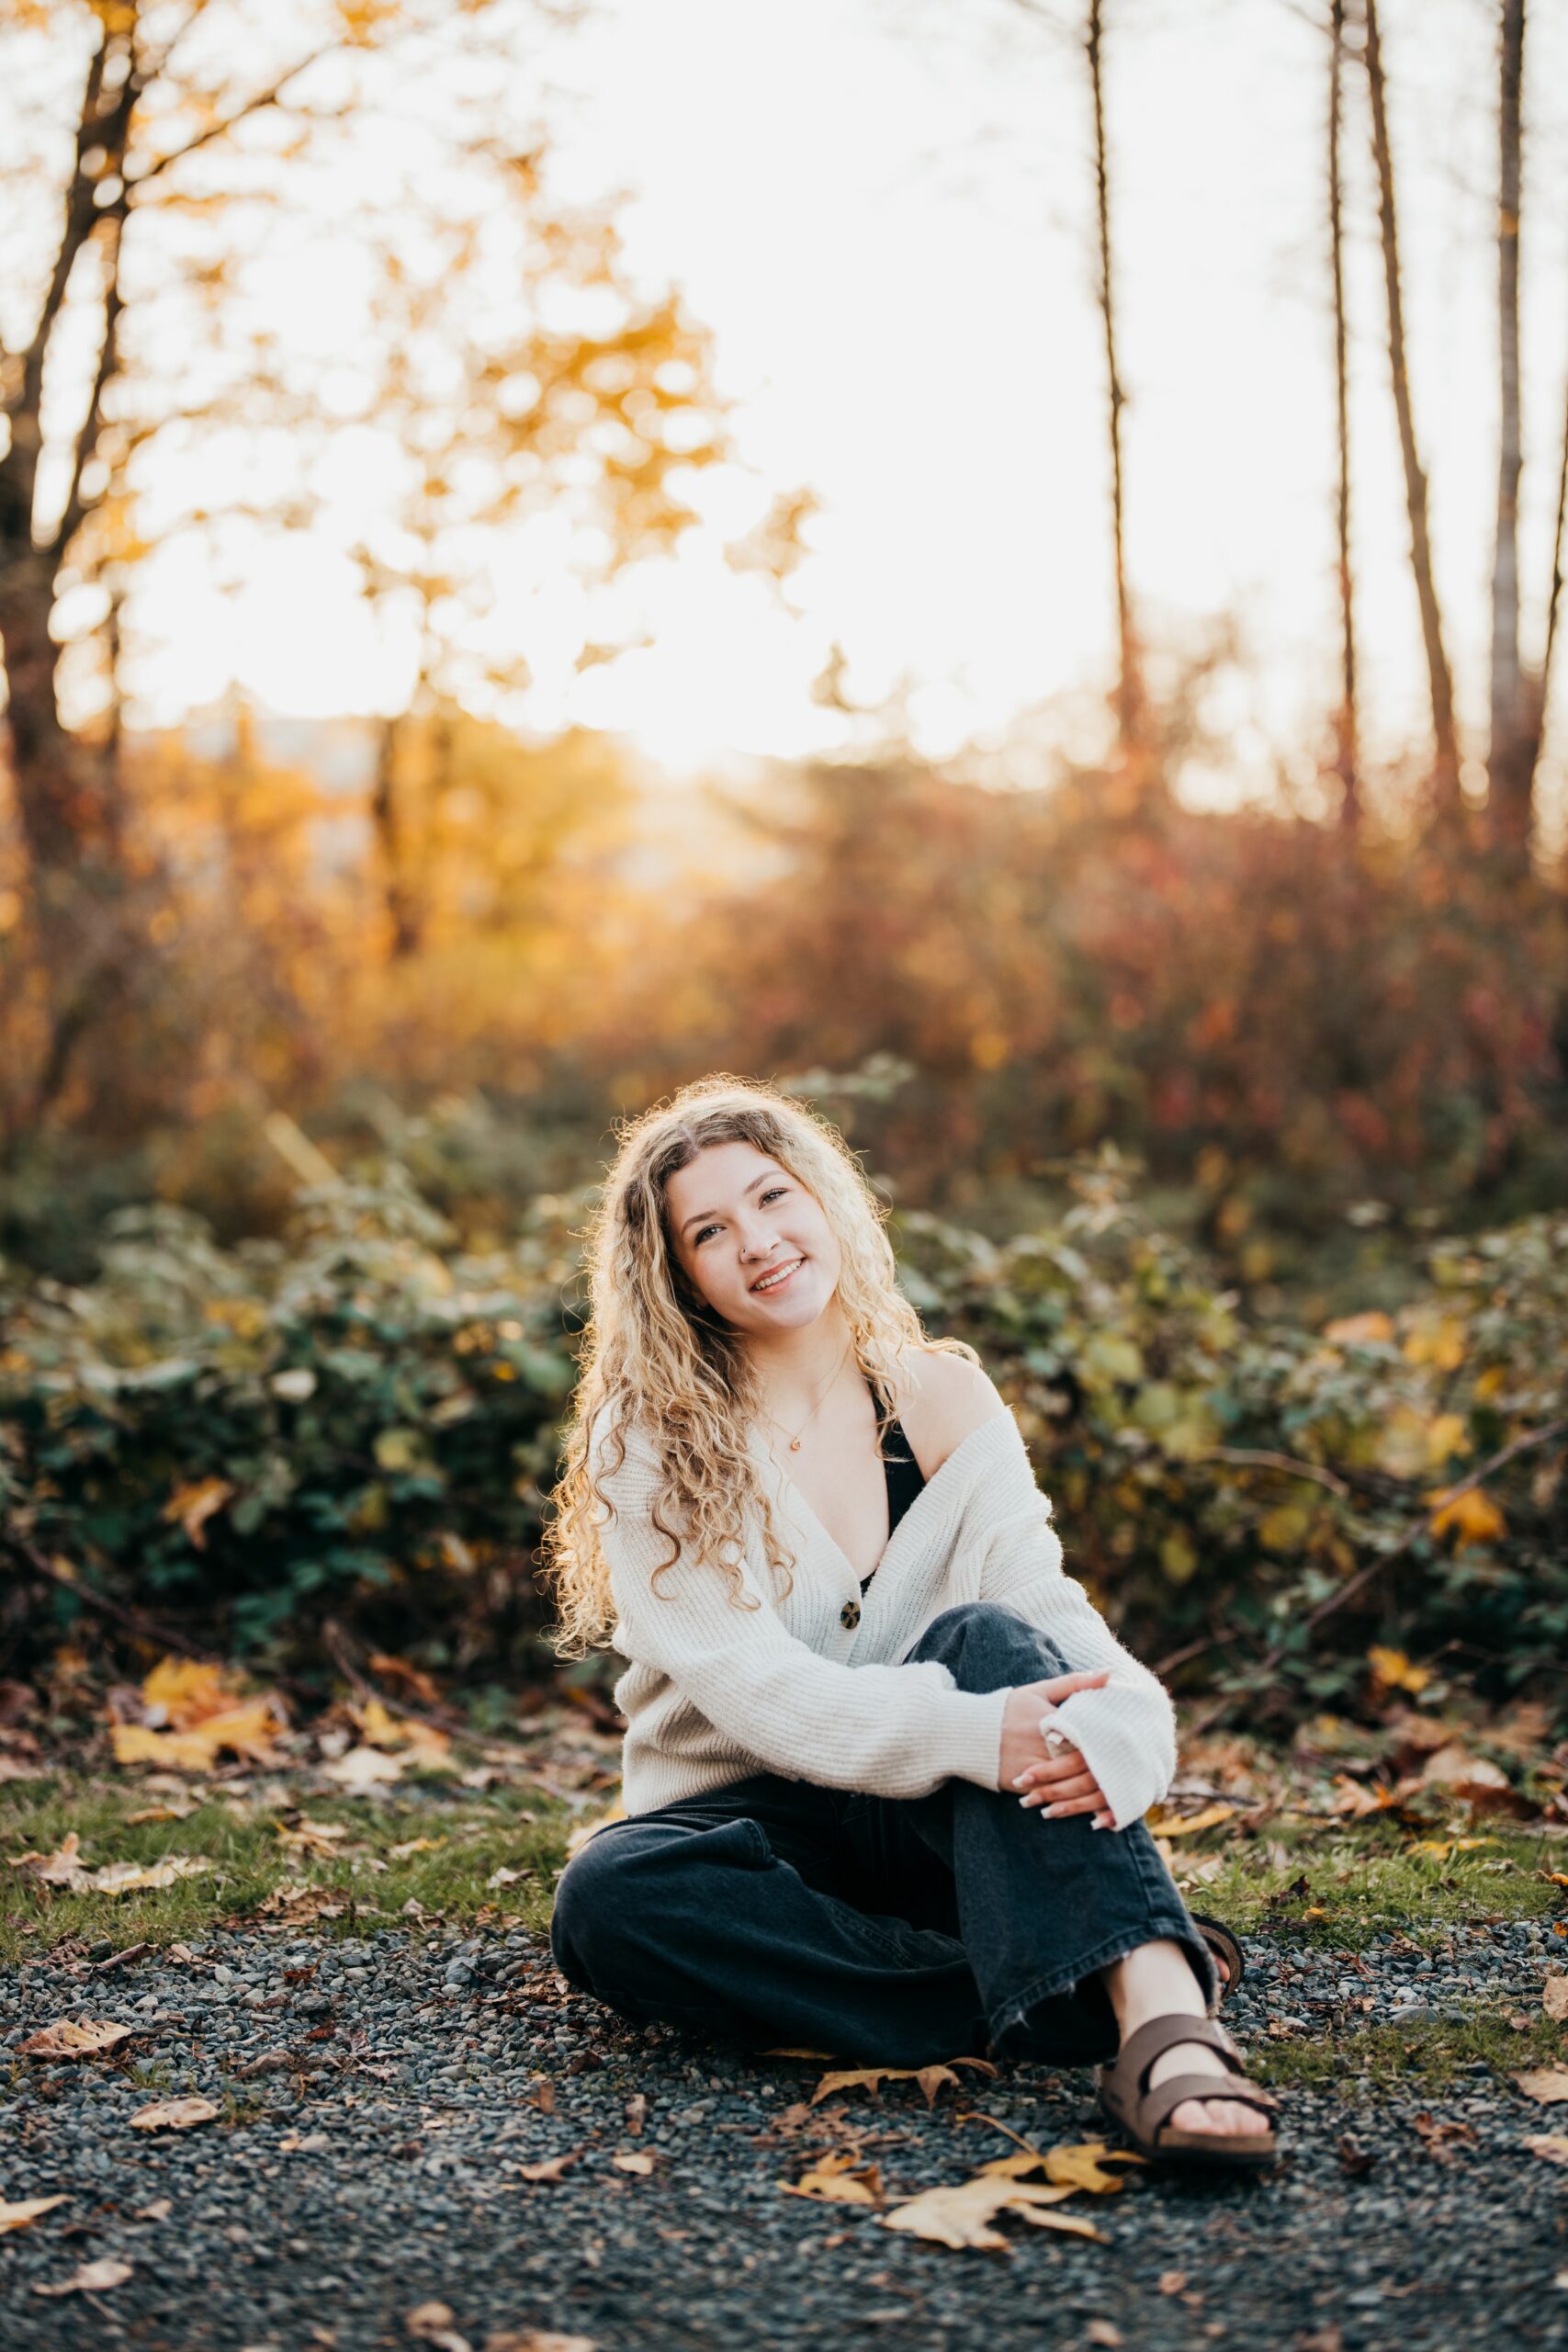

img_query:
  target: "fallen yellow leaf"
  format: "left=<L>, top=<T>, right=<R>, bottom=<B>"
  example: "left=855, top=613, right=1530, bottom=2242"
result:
left=17, top=2018, right=133, bottom=2061
left=113, top=1699, right=285, bottom=1772
left=1143, top=1803, right=1235, bottom=1838
left=781, top=2149, right=883, bottom=2205
left=130, top=2096, right=220, bottom=2132
left=0, top=2196, right=69, bottom=2234
left=354, top=1696, right=451, bottom=1763
left=879, top=2172, right=1106, bottom=2250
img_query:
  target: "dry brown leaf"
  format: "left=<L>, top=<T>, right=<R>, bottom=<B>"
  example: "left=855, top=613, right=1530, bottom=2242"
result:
left=17, top=2018, right=132, bottom=2061
left=405, top=2303, right=472, bottom=2352
left=609, top=2152, right=658, bottom=2177
left=1143, top=1803, right=1236, bottom=1838
left=0, top=2195, right=69, bottom=2233
left=1322, top=1311, right=1394, bottom=1346
left=129, top=2096, right=220, bottom=2132
left=124, top=1803, right=195, bottom=1825
left=33, top=2256, right=134, bottom=2296
left=780, top=2150, right=884, bottom=2206
left=1158, top=2270, right=1190, bottom=2295
left=90, top=1856, right=213, bottom=1895
left=320, top=1745, right=405, bottom=1790
left=133, top=2198, right=174, bottom=2221
left=1513, top=2068, right=1568, bottom=2105
left=1541, top=1972, right=1568, bottom=2023
left=256, top=1880, right=350, bottom=1926
left=481, top=2335, right=597, bottom=2352
left=389, top=1837, right=445, bottom=1860
left=515, top=2154, right=580, bottom=2183
left=1525, top=2134, right=1568, bottom=2165
left=808, top=2055, right=996, bottom=2109
left=879, top=2172, right=1107, bottom=2250
left=1086, top=2325, right=1123, bottom=2349
left=7, top=1831, right=89, bottom=1885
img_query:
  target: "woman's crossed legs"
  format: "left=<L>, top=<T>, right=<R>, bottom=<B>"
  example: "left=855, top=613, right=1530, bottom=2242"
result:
left=551, top=1602, right=1262, bottom=2141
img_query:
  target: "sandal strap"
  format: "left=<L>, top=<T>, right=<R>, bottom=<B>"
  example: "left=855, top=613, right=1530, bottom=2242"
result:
left=1134, top=2072, right=1280, bottom=2141
left=1115, top=2011, right=1242, bottom=2097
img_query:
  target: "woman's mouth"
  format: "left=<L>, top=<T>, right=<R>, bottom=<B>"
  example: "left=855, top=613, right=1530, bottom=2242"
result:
left=750, top=1256, right=804, bottom=1295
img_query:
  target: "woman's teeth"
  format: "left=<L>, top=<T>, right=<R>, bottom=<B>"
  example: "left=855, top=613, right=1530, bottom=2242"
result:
left=751, top=1258, right=803, bottom=1293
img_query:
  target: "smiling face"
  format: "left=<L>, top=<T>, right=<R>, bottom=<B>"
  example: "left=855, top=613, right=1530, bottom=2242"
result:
left=664, top=1138, right=842, bottom=1337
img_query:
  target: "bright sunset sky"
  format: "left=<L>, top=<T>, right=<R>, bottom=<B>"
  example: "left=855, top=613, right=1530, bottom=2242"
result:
left=43, top=0, right=1568, bottom=806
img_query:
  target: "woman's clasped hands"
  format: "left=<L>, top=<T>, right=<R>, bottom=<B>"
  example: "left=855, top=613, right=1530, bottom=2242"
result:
left=998, top=1666, right=1117, bottom=1831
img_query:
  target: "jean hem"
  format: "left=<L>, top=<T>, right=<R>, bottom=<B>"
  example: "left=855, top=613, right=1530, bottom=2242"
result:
left=988, top=1912, right=1216, bottom=2042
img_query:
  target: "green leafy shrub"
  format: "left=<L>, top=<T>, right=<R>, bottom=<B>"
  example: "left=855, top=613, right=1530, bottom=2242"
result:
left=4, top=1159, right=1565, bottom=1728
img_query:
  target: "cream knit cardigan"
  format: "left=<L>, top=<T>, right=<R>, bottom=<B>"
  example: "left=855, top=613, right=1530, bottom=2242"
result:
left=590, top=1406, right=1179, bottom=1832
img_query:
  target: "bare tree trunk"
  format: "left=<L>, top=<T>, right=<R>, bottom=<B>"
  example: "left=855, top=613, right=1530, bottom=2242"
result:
left=371, top=714, right=423, bottom=959
left=1087, top=0, right=1144, bottom=767
left=1329, top=0, right=1359, bottom=833
left=1538, top=372, right=1568, bottom=808
left=1362, top=0, right=1461, bottom=820
left=1489, top=0, right=1531, bottom=864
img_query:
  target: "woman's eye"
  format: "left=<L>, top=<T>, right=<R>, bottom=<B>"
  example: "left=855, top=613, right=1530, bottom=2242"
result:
left=694, top=1185, right=788, bottom=1246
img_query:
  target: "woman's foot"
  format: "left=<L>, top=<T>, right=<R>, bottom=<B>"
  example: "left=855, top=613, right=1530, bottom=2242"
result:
left=1099, top=1937, right=1269, bottom=2141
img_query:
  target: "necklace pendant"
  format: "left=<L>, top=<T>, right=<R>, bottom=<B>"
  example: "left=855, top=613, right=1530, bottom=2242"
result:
left=789, top=1438, right=802, bottom=1452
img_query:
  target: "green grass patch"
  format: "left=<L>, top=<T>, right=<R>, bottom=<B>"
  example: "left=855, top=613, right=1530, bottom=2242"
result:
left=1250, top=2011, right=1564, bottom=2098
left=1177, top=1815, right=1568, bottom=1947
left=0, top=1772, right=578, bottom=1961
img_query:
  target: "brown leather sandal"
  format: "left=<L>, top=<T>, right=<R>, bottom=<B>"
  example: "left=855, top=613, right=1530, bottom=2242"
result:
left=1098, top=2013, right=1280, bottom=2171
left=1189, top=1912, right=1245, bottom=2005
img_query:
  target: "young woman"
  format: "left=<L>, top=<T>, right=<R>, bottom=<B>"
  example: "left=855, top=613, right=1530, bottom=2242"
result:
left=542, top=1076, right=1280, bottom=2168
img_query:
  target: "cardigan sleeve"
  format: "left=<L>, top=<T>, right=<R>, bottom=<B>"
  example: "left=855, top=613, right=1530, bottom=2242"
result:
left=589, top=1424, right=1010, bottom=1801
left=977, top=1476, right=1178, bottom=1830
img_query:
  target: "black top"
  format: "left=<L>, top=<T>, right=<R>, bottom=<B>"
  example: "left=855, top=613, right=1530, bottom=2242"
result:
left=860, top=1401, right=927, bottom=1594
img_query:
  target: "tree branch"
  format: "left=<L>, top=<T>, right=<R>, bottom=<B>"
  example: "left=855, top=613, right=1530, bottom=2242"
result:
left=125, top=45, right=351, bottom=193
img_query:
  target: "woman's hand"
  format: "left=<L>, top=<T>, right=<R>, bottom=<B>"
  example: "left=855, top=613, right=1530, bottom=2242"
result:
left=998, top=1668, right=1116, bottom=1829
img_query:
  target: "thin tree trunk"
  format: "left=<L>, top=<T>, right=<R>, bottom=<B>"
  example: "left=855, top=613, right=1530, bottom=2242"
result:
left=1329, top=0, right=1359, bottom=832
left=1362, top=0, right=1461, bottom=819
left=371, top=714, right=423, bottom=959
left=1537, top=368, right=1568, bottom=806
left=1489, top=0, right=1529, bottom=864
left=1087, top=0, right=1143, bottom=766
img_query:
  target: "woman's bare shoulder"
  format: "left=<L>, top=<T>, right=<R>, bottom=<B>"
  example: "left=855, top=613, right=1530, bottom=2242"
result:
left=891, top=1345, right=1011, bottom=1476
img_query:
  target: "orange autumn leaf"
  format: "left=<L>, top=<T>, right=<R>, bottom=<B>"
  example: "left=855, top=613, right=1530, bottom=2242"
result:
left=780, top=2149, right=884, bottom=2205
left=808, top=2055, right=997, bottom=2109
left=1425, top=1487, right=1506, bottom=1549
left=161, top=1478, right=234, bottom=1550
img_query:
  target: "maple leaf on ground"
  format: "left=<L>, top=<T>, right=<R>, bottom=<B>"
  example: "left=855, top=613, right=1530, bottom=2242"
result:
left=130, top=2096, right=220, bottom=2132
left=808, top=2056, right=996, bottom=2109
left=354, top=1696, right=451, bottom=1765
left=33, top=2256, right=134, bottom=2296
left=1541, top=1972, right=1568, bottom=2023
left=17, top=2018, right=132, bottom=2061
left=0, top=2195, right=69, bottom=2234
left=1526, top=2135, right=1568, bottom=2165
left=780, top=2150, right=884, bottom=2206
left=879, top=2172, right=1107, bottom=2250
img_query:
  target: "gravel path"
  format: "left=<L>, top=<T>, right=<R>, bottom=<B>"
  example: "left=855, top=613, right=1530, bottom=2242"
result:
left=4, top=1921, right=1566, bottom=2351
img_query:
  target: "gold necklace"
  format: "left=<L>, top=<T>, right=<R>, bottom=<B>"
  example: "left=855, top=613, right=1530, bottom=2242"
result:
left=761, top=1339, right=853, bottom=1453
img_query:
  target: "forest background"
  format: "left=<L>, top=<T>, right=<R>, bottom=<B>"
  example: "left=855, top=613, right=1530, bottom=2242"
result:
left=5, top=0, right=1568, bottom=1761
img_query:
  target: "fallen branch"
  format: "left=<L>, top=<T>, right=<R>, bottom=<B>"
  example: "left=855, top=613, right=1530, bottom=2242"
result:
left=320, top=1617, right=536, bottom=1758
left=1198, top=1447, right=1352, bottom=1499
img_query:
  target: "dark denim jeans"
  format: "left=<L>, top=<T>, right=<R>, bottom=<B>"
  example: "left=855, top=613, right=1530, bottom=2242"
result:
left=549, top=1601, right=1219, bottom=2068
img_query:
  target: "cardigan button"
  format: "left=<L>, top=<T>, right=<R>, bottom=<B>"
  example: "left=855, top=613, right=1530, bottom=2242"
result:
left=840, top=1599, right=861, bottom=1631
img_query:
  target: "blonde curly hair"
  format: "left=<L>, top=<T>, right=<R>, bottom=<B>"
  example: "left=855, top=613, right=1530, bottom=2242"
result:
left=539, top=1072, right=977, bottom=1657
